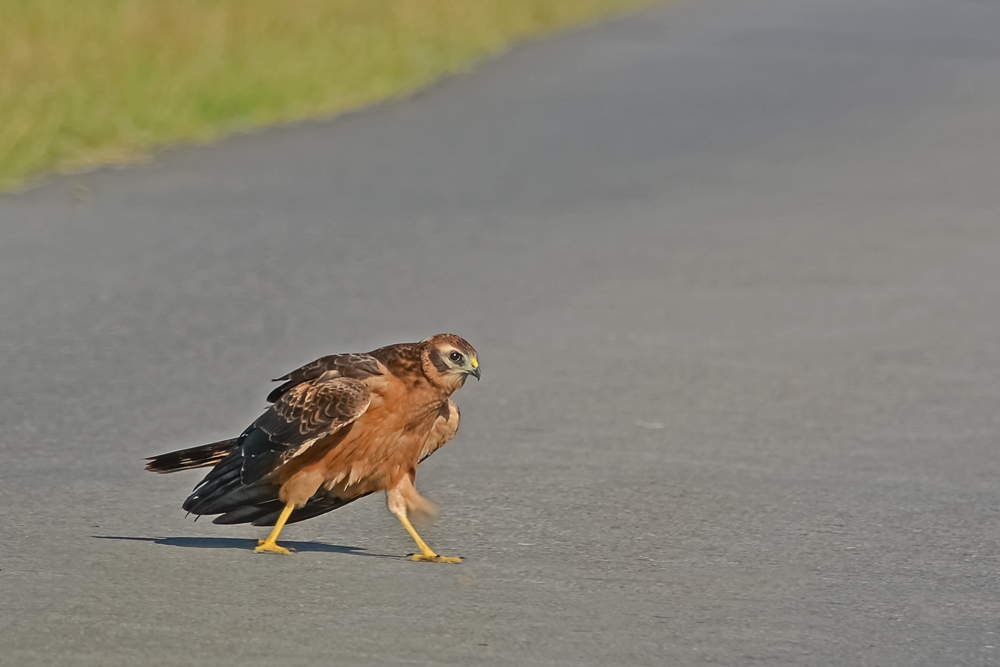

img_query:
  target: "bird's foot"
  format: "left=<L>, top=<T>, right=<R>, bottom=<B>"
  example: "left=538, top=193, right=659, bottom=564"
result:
left=410, top=552, right=462, bottom=563
left=254, top=539, right=291, bottom=555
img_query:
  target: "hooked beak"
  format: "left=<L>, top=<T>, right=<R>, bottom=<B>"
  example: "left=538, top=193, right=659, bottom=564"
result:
left=468, top=358, right=481, bottom=380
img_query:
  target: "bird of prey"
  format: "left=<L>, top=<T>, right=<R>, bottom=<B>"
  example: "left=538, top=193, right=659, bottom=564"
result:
left=146, top=334, right=479, bottom=562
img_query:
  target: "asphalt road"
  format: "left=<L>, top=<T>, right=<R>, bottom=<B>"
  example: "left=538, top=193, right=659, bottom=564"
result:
left=2, top=0, right=1000, bottom=664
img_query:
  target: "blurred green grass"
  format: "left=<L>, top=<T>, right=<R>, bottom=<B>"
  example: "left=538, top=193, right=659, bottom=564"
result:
left=0, top=0, right=655, bottom=191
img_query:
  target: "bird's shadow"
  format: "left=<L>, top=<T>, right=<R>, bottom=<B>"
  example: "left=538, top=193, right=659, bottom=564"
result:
left=93, top=535, right=398, bottom=558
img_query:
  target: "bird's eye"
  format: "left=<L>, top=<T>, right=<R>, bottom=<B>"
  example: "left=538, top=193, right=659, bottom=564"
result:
left=449, top=351, right=463, bottom=362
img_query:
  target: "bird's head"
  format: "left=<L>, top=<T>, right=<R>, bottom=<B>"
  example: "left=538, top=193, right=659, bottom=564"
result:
left=421, top=333, right=480, bottom=391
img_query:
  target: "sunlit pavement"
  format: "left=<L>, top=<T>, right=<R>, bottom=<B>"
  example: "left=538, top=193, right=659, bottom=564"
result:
left=2, top=0, right=999, bottom=664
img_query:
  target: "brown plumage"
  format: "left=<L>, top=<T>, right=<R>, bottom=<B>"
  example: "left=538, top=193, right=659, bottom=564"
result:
left=146, top=333, right=480, bottom=561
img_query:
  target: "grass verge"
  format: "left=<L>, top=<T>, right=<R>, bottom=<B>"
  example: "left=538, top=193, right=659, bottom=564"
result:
left=0, top=0, right=656, bottom=191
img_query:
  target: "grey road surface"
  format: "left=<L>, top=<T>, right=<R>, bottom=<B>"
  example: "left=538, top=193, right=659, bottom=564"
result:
left=2, top=0, right=1000, bottom=664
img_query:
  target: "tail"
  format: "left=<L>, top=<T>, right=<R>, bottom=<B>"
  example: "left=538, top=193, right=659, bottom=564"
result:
left=145, top=438, right=239, bottom=474
left=147, top=429, right=364, bottom=526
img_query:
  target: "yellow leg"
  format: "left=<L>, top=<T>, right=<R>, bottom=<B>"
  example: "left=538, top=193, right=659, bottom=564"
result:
left=254, top=502, right=295, bottom=555
left=397, top=514, right=462, bottom=563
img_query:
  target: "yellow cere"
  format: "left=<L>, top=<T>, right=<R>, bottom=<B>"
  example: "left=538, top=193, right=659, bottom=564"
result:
left=471, top=358, right=479, bottom=369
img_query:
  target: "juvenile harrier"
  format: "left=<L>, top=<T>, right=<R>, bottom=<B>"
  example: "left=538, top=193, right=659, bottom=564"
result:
left=146, top=334, right=479, bottom=562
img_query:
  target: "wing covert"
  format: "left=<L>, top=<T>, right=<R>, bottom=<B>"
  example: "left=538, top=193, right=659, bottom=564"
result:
left=266, top=353, right=383, bottom=403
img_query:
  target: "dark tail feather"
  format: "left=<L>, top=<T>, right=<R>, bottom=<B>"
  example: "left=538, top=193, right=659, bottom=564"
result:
left=212, top=492, right=371, bottom=526
left=185, top=481, right=277, bottom=516
left=279, top=493, right=370, bottom=526
left=145, top=439, right=238, bottom=474
left=212, top=500, right=285, bottom=525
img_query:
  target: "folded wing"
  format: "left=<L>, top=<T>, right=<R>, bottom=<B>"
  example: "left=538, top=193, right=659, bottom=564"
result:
left=242, top=376, right=372, bottom=484
left=182, top=376, right=371, bottom=520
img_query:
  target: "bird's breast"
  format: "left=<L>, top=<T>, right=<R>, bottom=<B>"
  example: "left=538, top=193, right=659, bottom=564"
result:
left=312, top=395, right=444, bottom=495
